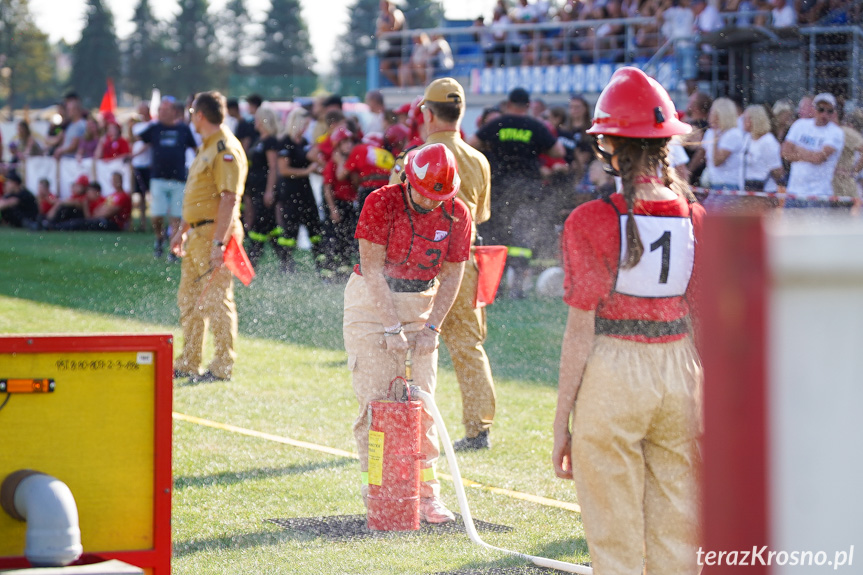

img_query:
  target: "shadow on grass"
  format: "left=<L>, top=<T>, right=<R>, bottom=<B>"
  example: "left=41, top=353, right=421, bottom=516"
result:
left=174, top=459, right=354, bottom=490
left=0, top=229, right=567, bottom=384
left=172, top=527, right=310, bottom=558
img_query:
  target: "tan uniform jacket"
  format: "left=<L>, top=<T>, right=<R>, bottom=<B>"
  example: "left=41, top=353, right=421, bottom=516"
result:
left=183, top=125, right=248, bottom=233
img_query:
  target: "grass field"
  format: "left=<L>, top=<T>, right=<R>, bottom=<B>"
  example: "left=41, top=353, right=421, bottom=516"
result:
left=0, top=228, right=589, bottom=574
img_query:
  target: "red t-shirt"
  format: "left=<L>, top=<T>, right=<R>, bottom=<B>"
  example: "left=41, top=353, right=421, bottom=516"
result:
left=561, top=193, right=704, bottom=343
left=355, top=184, right=472, bottom=281
left=104, top=190, right=133, bottom=229
left=315, top=135, right=335, bottom=164
left=39, top=194, right=57, bottom=215
left=87, top=196, right=105, bottom=214
left=323, top=160, right=357, bottom=202
left=345, top=144, right=394, bottom=190
left=101, top=136, right=130, bottom=159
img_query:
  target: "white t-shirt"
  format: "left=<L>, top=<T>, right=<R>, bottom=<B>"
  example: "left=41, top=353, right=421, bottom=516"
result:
left=785, top=118, right=845, bottom=197
left=662, top=7, right=695, bottom=41
left=696, top=5, right=723, bottom=33
left=703, top=127, right=745, bottom=188
left=772, top=5, right=797, bottom=27
left=131, top=120, right=151, bottom=168
left=741, top=133, right=782, bottom=191
left=668, top=140, right=689, bottom=167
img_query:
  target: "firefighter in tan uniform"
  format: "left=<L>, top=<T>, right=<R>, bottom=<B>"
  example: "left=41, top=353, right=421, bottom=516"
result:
left=390, top=78, right=496, bottom=450
left=171, top=91, right=248, bottom=384
left=553, top=68, right=703, bottom=574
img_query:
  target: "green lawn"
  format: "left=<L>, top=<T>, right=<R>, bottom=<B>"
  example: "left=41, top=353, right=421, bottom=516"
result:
left=0, top=228, right=587, bottom=574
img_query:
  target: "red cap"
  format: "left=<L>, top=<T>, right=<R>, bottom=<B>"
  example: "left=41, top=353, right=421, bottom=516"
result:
left=75, top=175, right=90, bottom=187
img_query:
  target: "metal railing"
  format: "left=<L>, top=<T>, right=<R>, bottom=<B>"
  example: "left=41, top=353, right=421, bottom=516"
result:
left=377, top=18, right=659, bottom=84
left=374, top=13, right=861, bottom=104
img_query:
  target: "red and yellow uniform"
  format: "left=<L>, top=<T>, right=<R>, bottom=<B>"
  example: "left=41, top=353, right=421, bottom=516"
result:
left=344, top=144, right=394, bottom=206
left=561, top=192, right=704, bottom=574
left=345, top=183, right=471, bottom=499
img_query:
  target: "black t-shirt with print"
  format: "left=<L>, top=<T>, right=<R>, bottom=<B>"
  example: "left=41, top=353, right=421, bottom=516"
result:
left=246, top=135, right=280, bottom=196
left=475, top=113, right=557, bottom=182
left=277, top=136, right=312, bottom=195
left=139, top=122, right=197, bottom=181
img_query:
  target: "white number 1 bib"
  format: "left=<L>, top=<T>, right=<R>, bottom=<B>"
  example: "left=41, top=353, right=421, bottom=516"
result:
left=615, top=214, right=695, bottom=298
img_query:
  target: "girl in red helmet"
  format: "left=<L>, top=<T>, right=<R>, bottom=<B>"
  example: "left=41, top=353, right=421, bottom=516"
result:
left=343, top=143, right=472, bottom=524
left=552, top=67, right=704, bottom=574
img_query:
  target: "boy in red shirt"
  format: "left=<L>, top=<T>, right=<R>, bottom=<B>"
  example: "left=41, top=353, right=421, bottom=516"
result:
left=36, top=179, right=57, bottom=216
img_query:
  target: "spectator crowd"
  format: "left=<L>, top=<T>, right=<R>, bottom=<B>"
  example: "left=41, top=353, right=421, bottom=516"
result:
left=378, top=0, right=861, bottom=87
left=3, top=79, right=863, bottom=296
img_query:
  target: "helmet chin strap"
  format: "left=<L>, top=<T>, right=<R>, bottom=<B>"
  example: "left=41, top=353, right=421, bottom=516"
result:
left=593, top=140, right=621, bottom=177
left=407, top=184, right=434, bottom=214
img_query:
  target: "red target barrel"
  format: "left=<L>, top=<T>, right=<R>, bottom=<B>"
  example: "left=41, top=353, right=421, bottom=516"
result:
left=366, top=384, right=423, bottom=531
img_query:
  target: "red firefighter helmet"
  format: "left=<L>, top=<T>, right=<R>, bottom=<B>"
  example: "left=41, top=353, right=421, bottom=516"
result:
left=385, top=123, right=410, bottom=147
left=330, top=126, right=355, bottom=146
left=363, top=132, right=385, bottom=148
left=587, top=67, right=691, bottom=139
left=404, top=143, right=460, bottom=202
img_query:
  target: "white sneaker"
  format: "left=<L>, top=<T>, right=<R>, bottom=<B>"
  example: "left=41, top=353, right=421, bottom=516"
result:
left=420, top=496, right=455, bottom=524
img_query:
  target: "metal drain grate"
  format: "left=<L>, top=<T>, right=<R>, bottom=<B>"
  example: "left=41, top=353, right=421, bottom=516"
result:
left=267, top=514, right=512, bottom=541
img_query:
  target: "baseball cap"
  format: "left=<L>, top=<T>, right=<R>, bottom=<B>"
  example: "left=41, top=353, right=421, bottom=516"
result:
left=395, top=103, right=412, bottom=116
left=421, top=77, right=465, bottom=106
left=813, top=93, right=837, bottom=108
left=75, top=175, right=90, bottom=187
left=5, top=171, right=22, bottom=184
left=508, top=87, right=530, bottom=106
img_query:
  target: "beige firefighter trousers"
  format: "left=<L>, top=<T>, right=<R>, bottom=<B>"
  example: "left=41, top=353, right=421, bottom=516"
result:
left=439, top=254, right=496, bottom=437
left=343, top=272, right=442, bottom=498
left=173, top=225, right=238, bottom=379
left=572, top=335, right=703, bottom=575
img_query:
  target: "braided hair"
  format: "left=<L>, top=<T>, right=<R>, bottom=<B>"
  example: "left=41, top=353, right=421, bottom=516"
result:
left=610, top=136, right=694, bottom=269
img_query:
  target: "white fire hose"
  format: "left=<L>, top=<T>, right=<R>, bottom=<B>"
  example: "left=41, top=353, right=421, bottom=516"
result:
left=412, top=387, right=593, bottom=575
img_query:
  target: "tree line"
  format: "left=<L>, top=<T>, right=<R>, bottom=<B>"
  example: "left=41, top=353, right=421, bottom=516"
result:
left=0, top=0, right=444, bottom=110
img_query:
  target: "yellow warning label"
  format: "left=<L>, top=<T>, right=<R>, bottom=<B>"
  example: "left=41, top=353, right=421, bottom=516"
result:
left=368, top=430, right=384, bottom=486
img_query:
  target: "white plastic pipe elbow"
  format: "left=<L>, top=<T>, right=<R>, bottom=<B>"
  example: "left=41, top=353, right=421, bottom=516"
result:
left=1, top=470, right=83, bottom=567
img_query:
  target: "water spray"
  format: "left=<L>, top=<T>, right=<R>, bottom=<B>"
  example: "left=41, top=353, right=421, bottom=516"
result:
left=411, top=387, right=593, bottom=575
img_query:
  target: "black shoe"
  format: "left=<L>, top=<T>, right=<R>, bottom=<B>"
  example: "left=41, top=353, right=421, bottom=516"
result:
left=154, top=240, right=164, bottom=258
left=166, top=253, right=179, bottom=263
left=188, top=370, right=230, bottom=384
left=453, top=430, right=490, bottom=452
left=173, top=369, right=193, bottom=379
